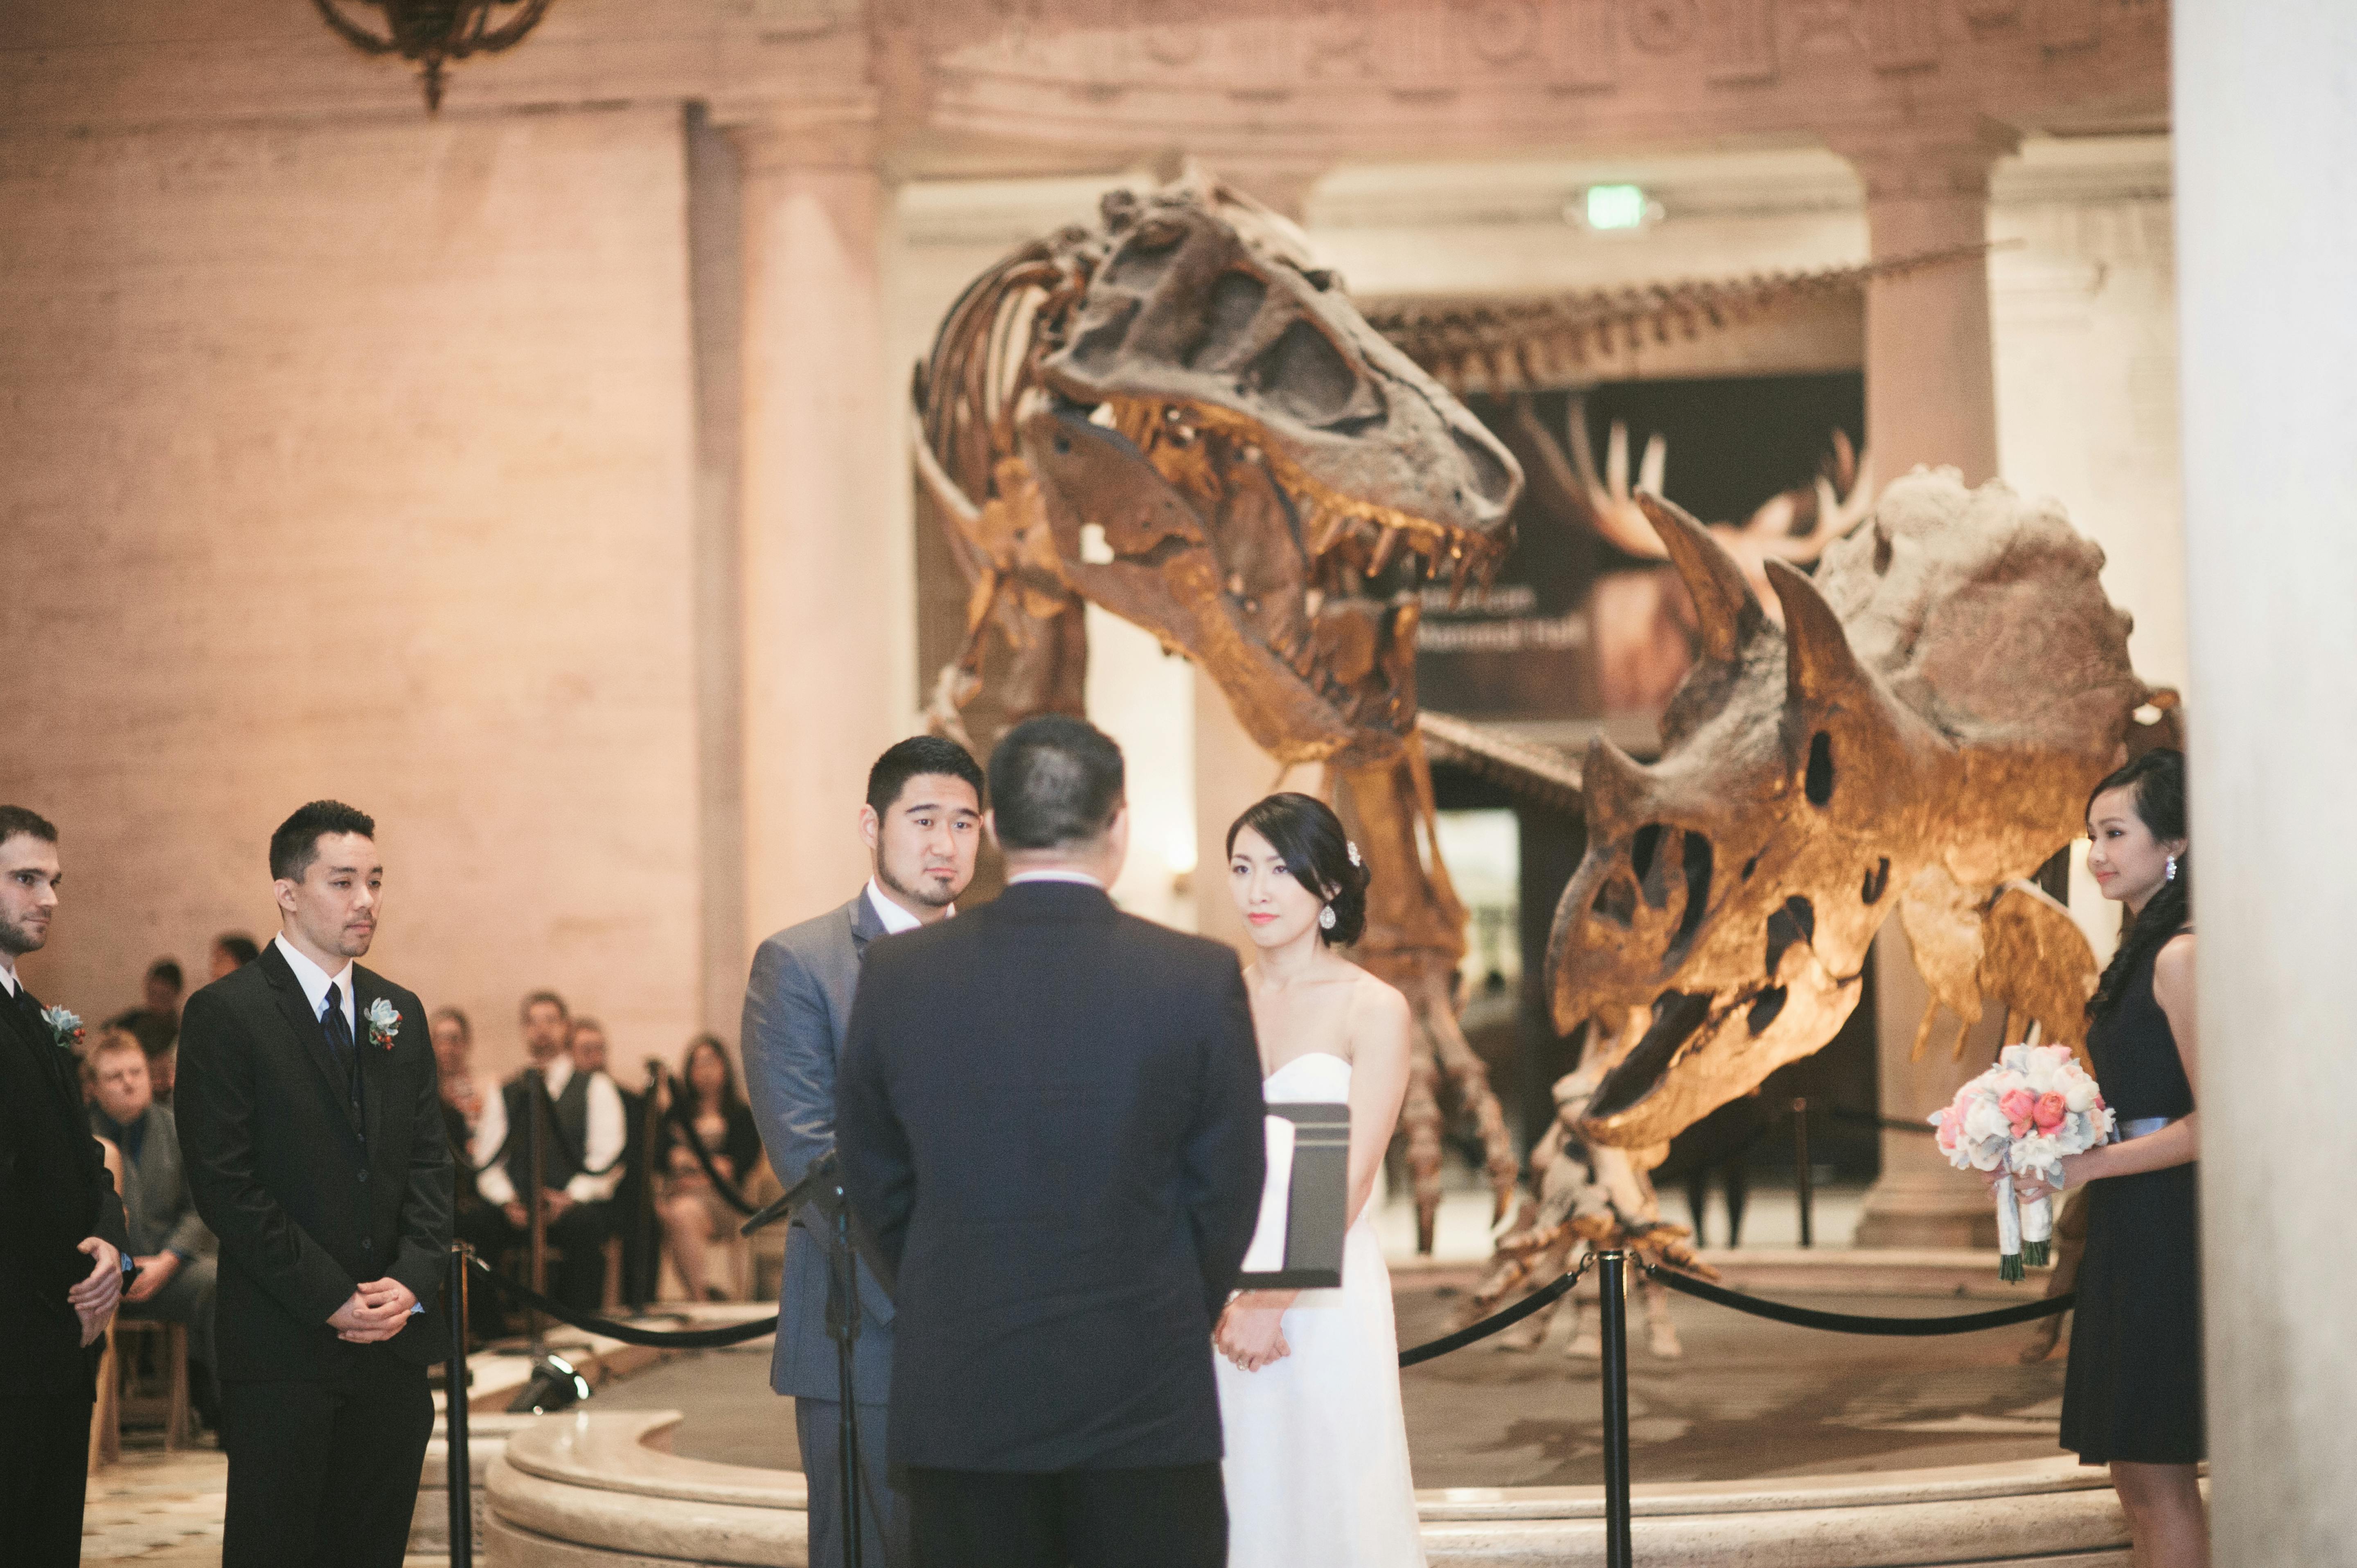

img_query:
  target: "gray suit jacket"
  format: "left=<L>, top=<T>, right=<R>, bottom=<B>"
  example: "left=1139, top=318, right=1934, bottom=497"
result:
left=96, top=1104, right=213, bottom=1261
left=742, top=890, right=897, bottom=1403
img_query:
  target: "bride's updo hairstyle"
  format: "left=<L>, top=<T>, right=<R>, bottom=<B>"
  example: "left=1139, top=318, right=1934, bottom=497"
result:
left=1226, top=792, right=1370, bottom=946
left=2085, top=747, right=2190, bottom=1020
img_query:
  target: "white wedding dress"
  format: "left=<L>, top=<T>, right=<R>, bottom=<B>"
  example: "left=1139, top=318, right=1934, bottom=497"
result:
left=1217, top=1051, right=1426, bottom=1568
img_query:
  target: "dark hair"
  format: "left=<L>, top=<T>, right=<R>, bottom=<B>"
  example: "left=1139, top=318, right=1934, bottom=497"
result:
left=109, top=1008, right=176, bottom=1057
left=988, top=715, right=1125, bottom=850
left=868, top=736, right=985, bottom=816
left=680, top=1033, right=744, bottom=1116
left=214, top=933, right=261, bottom=967
left=520, top=989, right=569, bottom=1022
left=147, top=958, right=184, bottom=990
left=430, top=1005, right=472, bottom=1043
left=2086, top=747, right=2190, bottom=1019
left=0, top=806, right=58, bottom=849
left=1226, top=792, right=1370, bottom=947
left=269, top=800, right=376, bottom=882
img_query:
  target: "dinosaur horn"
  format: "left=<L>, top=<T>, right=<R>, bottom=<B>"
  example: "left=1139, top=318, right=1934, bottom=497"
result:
left=1636, top=491, right=1761, bottom=663
left=1764, top=558, right=1868, bottom=706
left=1582, top=735, right=1652, bottom=841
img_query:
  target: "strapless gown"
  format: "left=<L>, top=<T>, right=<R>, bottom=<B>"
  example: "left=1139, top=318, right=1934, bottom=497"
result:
left=1216, top=1051, right=1425, bottom=1568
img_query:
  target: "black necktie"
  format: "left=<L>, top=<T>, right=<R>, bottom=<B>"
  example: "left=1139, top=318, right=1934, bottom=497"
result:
left=322, top=982, right=362, bottom=1113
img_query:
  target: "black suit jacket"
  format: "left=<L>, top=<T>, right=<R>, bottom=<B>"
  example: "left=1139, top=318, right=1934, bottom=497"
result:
left=176, top=944, right=453, bottom=1382
left=0, top=981, right=129, bottom=1399
left=837, top=881, right=1265, bottom=1473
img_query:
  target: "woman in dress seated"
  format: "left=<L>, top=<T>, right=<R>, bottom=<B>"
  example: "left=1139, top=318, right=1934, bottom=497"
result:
left=1214, top=792, right=1425, bottom=1568
left=656, top=1033, right=764, bottom=1301
left=2006, top=748, right=2206, bottom=1566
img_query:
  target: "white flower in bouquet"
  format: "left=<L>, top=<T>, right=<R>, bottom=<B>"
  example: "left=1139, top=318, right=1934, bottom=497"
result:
left=1931, top=1043, right=2116, bottom=1280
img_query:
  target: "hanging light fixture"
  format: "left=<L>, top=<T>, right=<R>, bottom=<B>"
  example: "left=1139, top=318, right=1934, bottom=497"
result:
left=312, top=0, right=558, bottom=113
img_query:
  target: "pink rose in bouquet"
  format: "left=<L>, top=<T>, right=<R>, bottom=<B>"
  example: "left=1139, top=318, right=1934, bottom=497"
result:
left=2033, top=1092, right=2068, bottom=1133
left=1999, top=1088, right=2037, bottom=1137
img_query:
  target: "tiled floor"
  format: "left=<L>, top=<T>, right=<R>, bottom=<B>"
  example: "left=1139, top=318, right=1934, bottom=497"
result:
left=81, top=1444, right=227, bottom=1565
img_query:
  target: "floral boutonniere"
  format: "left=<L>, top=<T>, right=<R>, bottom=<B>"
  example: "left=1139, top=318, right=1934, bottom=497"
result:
left=365, top=998, right=402, bottom=1052
left=40, top=1005, right=84, bottom=1052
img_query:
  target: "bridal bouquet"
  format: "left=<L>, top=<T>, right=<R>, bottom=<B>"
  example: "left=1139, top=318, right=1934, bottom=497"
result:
left=1930, top=1044, right=2115, bottom=1281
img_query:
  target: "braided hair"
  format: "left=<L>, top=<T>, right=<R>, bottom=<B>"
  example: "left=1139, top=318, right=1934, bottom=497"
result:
left=2085, top=747, right=2190, bottom=1019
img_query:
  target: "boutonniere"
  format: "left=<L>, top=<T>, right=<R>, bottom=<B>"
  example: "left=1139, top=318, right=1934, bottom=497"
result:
left=365, top=997, right=402, bottom=1052
left=40, top=1005, right=84, bottom=1052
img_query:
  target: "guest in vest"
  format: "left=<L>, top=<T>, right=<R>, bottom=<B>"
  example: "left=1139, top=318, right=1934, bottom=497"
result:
left=469, top=991, right=627, bottom=1313
left=0, top=806, right=129, bottom=1565
left=88, top=1026, right=221, bottom=1429
left=570, top=1016, right=658, bottom=1305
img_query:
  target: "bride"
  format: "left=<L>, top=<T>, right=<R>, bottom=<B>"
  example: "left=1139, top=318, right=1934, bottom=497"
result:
left=1214, top=792, right=1426, bottom=1568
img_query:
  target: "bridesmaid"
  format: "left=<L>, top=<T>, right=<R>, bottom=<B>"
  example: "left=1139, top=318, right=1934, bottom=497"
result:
left=2007, top=748, right=2206, bottom=1565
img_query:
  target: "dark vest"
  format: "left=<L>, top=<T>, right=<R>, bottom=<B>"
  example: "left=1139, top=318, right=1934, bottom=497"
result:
left=502, top=1068, right=593, bottom=1194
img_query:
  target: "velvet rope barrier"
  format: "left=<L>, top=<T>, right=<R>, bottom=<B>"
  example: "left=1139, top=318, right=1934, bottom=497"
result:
left=467, top=1255, right=782, bottom=1349
left=656, top=1076, right=762, bottom=1217
left=1640, top=1260, right=2074, bottom=1335
left=1398, top=1254, right=1595, bottom=1368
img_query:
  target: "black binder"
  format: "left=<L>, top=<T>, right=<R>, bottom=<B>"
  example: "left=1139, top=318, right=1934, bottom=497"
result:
left=1236, top=1101, right=1351, bottom=1290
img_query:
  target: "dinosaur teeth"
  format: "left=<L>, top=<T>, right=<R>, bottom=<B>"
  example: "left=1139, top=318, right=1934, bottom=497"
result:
left=1368, top=525, right=1404, bottom=577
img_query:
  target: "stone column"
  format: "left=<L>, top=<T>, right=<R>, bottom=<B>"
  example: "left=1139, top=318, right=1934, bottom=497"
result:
left=726, top=97, right=912, bottom=952
left=2177, top=4, right=2357, bottom=1556
left=1838, top=122, right=2016, bottom=1247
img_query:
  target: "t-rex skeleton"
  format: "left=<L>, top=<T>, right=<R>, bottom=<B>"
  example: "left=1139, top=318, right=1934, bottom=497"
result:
left=910, top=174, right=1526, bottom=1247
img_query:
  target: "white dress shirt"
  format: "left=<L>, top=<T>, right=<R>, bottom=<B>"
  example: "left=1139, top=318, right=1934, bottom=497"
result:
left=473, top=1053, right=628, bottom=1208
left=865, top=877, right=949, bottom=935
left=0, top=957, right=18, bottom=998
left=1006, top=869, right=1105, bottom=889
left=273, top=934, right=355, bottom=1038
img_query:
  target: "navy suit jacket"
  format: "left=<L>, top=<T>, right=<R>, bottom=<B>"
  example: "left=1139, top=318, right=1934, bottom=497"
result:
left=838, top=880, right=1265, bottom=1473
left=0, top=981, right=129, bottom=1399
left=176, top=944, right=452, bottom=1382
left=741, top=890, right=897, bottom=1404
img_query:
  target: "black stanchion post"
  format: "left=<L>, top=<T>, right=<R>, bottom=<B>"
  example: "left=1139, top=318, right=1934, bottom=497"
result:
left=445, top=1244, right=474, bottom=1568
left=525, top=1072, right=549, bottom=1353
left=631, top=1062, right=665, bottom=1312
left=1596, top=1248, right=1634, bottom=1568
left=1791, top=1096, right=1814, bottom=1249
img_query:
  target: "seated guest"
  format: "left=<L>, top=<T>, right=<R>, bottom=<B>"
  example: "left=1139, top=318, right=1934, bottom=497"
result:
left=433, top=1007, right=510, bottom=1336
left=470, top=992, right=626, bottom=1314
left=656, top=1034, right=762, bottom=1301
left=87, top=1028, right=220, bottom=1429
left=207, top=932, right=260, bottom=983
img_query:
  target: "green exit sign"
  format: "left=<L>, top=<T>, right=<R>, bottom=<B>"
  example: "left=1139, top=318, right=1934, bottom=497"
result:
left=1585, top=184, right=1649, bottom=231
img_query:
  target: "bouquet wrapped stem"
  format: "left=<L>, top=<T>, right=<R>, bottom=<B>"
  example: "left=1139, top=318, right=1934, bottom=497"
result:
left=1934, top=1044, right=2111, bottom=1280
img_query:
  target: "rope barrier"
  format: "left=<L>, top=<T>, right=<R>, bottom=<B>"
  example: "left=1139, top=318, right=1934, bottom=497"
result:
left=657, top=1078, right=762, bottom=1217
left=1640, top=1260, right=2073, bottom=1335
left=1399, top=1254, right=1594, bottom=1367
left=467, top=1255, right=782, bottom=1349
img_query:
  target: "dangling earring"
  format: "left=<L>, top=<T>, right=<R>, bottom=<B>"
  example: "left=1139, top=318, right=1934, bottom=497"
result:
left=1318, top=905, right=1338, bottom=932
left=2165, top=855, right=2179, bottom=884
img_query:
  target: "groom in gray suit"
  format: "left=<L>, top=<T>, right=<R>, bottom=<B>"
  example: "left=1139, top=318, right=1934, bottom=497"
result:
left=741, top=736, right=985, bottom=1568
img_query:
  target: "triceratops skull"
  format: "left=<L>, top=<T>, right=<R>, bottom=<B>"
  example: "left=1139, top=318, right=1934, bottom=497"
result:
left=1550, top=470, right=2149, bottom=1148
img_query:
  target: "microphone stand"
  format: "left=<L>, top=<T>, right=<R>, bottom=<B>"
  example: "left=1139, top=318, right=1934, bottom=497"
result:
left=743, top=1152, right=879, bottom=1568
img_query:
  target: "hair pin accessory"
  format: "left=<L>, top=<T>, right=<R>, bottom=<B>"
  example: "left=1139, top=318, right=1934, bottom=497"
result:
left=1346, top=839, right=1362, bottom=868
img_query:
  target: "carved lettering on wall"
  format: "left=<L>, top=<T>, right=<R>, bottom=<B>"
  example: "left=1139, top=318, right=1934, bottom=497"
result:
left=1956, top=0, right=2024, bottom=25
left=2036, top=0, right=2098, bottom=50
left=1547, top=0, right=1620, bottom=90
left=1386, top=5, right=1458, bottom=94
left=1629, top=0, right=1701, bottom=55
left=1787, top=0, right=1864, bottom=52
left=1304, top=6, right=1381, bottom=78
left=1131, top=0, right=1207, bottom=66
left=1707, top=0, right=1778, bottom=82
left=1469, top=0, right=1542, bottom=66
left=1863, top=0, right=1938, bottom=70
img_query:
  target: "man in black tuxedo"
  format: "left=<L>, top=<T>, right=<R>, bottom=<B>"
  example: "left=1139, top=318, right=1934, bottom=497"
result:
left=0, top=806, right=128, bottom=1565
left=178, top=801, right=453, bottom=1568
left=838, top=717, right=1266, bottom=1568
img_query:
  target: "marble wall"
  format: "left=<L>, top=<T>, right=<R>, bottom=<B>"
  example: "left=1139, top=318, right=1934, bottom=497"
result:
left=0, top=108, right=704, bottom=1078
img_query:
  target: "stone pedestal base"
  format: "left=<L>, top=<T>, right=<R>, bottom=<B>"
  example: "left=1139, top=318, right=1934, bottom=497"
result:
left=1852, top=1167, right=1999, bottom=1251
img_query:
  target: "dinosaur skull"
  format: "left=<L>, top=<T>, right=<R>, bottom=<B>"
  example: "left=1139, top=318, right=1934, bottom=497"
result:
left=1551, top=472, right=2146, bottom=1148
left=1017, top=179, right=1521, bottom=766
